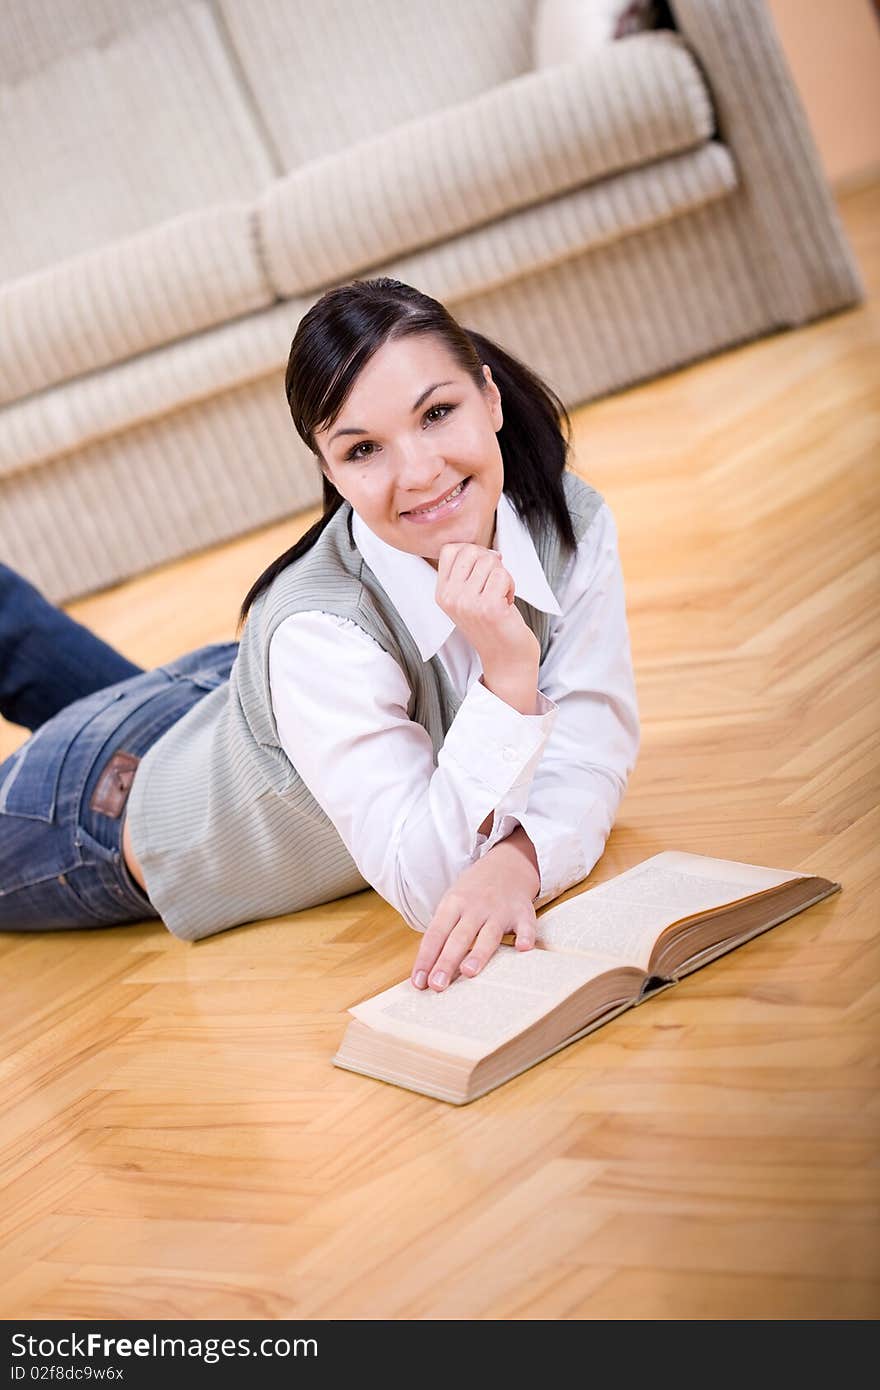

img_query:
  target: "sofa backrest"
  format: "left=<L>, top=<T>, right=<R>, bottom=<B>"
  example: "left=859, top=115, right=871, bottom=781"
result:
left=217, top=0, right=537, bottom=170
left=0, top=0, right=180, bottom=82
left=0, top=0, right=536, bottom=280
left=0, top=0, right=275, bottom=279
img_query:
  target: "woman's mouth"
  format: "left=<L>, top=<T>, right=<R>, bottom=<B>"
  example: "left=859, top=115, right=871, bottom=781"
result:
left=401, top=476, right=472, bottom=524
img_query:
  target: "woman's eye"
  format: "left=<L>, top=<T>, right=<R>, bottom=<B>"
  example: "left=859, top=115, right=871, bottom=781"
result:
left=344, top=403, right=455, bottom=462
left=346, top=441, right=374, bottom=461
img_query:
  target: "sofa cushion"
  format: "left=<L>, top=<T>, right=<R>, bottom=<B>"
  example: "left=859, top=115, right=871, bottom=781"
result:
left=0, top=142, right=735, bottom=477
left=258, top=30, right=714, bottom=299
left=0, top=0, right=276, bottom=281
left=0, top=204, right=274, bottom=406
left=217, top=0, right=535, bottom=171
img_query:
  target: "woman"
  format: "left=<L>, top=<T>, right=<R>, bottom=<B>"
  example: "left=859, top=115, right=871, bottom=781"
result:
left=0, top=277, right=640, bottom=993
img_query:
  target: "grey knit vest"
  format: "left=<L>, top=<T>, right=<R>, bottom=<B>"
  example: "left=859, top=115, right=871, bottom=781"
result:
left=126, top=469, right=604, bottom=941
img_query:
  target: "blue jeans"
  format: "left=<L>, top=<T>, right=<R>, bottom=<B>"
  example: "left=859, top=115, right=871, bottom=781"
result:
left=0, top=564, right=239, bottom=931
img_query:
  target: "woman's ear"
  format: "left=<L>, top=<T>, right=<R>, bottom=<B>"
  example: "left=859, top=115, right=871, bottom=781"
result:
left=482, top=363, right=503, bottom=431
left=318, top=456, right=345, bottom=501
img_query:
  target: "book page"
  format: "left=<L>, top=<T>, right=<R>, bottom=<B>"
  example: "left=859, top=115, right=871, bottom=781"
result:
left=347, top=944, right=617, bottom=1061
left=535, top=851, right=806, bottom=972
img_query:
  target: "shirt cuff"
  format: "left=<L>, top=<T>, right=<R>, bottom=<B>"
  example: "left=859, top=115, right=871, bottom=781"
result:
left=478, top=807, right=592, bottom=908
left=440, top=676, right=558, bottom=802
left=477, top=810, right=526, bottom=856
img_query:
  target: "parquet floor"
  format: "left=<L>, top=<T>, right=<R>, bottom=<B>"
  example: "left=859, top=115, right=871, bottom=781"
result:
left=1, top=181, right=878, bottom=1321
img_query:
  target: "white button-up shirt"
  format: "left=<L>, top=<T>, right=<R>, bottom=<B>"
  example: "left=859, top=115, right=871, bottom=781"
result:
left=267, top=490, right=640, bottom=933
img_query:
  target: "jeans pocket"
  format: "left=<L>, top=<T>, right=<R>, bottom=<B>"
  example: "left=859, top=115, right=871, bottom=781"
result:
left=0, top=743, right=30, bottom=816
left=0, top=679, right=165, bottom=824
left=0, top=717, right=73, bottom=823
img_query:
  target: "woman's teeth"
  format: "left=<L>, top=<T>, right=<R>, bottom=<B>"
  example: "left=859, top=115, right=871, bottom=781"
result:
left=407, top=478, right=468, bottom=515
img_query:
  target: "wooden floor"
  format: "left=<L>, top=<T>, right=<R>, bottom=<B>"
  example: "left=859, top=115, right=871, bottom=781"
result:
left=1, top=181, right=878, bottom=1321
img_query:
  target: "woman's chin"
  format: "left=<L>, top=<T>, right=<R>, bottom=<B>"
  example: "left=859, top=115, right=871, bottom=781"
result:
left=418, top=526, right=483, bottom=563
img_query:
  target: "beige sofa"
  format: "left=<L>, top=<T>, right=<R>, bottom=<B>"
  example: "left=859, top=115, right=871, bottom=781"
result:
left=0, top=0, right=865, bottom=603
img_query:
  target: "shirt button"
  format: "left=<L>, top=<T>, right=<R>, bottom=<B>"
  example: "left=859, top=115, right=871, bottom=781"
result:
left=502, top=745, right=517, bottom=762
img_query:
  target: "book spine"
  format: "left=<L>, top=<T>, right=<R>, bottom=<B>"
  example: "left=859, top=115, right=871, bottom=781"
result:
left=637, top=975, right=677, bottom=1003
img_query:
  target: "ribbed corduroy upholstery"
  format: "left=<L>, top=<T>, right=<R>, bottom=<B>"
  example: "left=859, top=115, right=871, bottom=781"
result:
left=217, top=0, right=536, bottom=169
left=0, top=204, right=275, bottom=406
left=126, top=469, right=604, bottom=943
left=0, top=0, right=180, bottom=82
left=0, top=142, right=735, bottom=476
left=258, top=31, right=713, bottom=298
left=668, top=0, right=863, bottom=323
left=0, top=2, right=274, bottom=282
left=0, top=22, right=716, bottom=416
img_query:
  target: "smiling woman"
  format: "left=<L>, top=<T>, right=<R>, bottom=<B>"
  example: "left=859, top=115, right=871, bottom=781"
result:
left=0, top=276, right=640, bottom=998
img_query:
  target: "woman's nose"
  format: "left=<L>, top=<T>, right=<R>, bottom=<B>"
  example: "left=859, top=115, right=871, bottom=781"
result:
left=395, top=441, right=444, bottom=487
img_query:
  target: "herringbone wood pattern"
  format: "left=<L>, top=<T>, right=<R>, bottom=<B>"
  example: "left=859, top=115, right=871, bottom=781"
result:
left=1, top=182, right=877, bottom=1320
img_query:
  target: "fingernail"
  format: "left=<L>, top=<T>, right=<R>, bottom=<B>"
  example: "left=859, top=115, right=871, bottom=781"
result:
left=461, top=957, right=479, bottom=974
left=430, top=970, right=448, bottom=989
left=413, top=970, right=427, bottom=989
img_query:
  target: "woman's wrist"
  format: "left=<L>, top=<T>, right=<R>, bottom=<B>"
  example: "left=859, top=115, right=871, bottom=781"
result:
left=480, top=824, right=541, bottom=899
left=478, top=662, right=540, bottom=715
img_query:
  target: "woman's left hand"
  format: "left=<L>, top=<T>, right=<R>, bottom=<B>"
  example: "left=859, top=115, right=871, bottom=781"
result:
left=410, top=851, right=538, bottom=992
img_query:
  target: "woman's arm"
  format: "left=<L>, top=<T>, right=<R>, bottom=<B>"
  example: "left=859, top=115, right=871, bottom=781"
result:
left=407, top=501, right=639, bottom=989
left=474, top=658, right=543, bottom=840
left=268, top=611, right=559, bottom=933
left=477, top=501, right=641, bottom=905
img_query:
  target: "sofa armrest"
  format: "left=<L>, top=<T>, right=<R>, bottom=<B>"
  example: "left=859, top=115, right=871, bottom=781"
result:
left=667, top=0, right=865, bottom=321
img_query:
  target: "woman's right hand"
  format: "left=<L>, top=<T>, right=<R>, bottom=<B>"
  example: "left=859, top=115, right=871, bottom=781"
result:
left=410, top=845, right=539, bottom=993
left=434, top=542, right=539, bottom=674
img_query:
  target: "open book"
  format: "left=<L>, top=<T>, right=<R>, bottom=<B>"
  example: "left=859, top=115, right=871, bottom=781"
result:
left=332, top=851, right=841, bottom=1105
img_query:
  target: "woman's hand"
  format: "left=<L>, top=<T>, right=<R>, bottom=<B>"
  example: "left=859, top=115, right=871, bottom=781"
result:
left=435, top=542, right=540, bottom=674
left=410, top=849, right=538, bottom=992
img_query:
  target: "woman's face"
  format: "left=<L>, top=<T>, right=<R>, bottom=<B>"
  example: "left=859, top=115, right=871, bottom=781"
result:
left=313, top=334, right=505, bottom=569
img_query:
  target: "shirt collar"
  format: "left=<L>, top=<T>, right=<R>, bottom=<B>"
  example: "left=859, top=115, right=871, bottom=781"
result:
left=350, top=490, right=563, bottom=662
